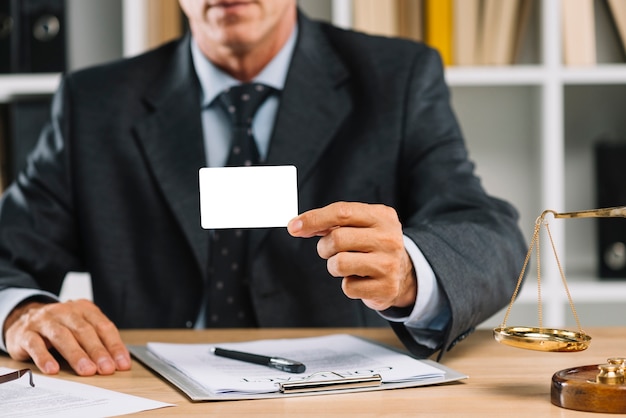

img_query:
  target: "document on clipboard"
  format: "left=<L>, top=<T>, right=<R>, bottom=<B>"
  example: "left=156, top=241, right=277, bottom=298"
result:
left=128, top=334, right=467, bottom=401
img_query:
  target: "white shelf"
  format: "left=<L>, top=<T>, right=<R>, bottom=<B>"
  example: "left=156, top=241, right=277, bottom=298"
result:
left=561, top=65, right=626, bottom=84
left=447, top=65, right=626, bottom=86
left=0, top=74, right=61, bottom=102
left=446, top=66, right=546, bottom=86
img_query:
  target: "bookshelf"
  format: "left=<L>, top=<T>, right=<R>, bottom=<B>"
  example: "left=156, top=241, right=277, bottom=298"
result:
left=2, top=0, right=626, bottom=328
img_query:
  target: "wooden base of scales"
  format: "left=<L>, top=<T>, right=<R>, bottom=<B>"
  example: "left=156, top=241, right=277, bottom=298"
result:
left=551, top=361, right=626, bottom=414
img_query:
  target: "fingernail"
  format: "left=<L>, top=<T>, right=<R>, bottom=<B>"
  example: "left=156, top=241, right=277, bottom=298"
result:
left=288, top=219, right=302, bottom=233
left=98, top=357, right=116, bottom=374
left=77, top=357, right=96, bottom=375
left=115, top=354, right=131, bottom=370
left=44, top=360, right=58, bottom=374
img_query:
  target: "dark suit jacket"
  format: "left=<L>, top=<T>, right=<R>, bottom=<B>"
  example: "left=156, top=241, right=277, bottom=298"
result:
left=0, top=13, right=526, bottom=358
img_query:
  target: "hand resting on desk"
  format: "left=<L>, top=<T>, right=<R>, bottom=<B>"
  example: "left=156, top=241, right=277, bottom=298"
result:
left=3, top=299, right=131, bottom=376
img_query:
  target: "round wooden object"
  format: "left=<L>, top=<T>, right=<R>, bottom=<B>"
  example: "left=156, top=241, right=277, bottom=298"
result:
left=551, top=365, right=626, bottom=413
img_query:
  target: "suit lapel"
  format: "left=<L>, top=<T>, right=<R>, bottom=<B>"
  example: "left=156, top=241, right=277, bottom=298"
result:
left=250, top=15, right=352, bottom=254
left=133, top=36, right=209, bottom=277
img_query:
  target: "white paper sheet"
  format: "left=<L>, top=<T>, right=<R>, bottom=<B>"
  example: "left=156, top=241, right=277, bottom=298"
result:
left=147, top=334, right=445, bottom=395
left=0, top=367, right=173, bottom=417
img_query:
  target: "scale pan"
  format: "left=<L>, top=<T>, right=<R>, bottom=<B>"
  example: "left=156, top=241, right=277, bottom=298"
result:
left=493, top=326, right=591, bottom=352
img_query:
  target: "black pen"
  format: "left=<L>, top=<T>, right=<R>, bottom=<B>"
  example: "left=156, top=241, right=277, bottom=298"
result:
left=211, top=347, right=306, bottom=373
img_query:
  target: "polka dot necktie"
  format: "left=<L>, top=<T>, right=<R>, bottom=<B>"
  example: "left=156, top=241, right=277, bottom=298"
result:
left=207, top=83, right=274, bottom=327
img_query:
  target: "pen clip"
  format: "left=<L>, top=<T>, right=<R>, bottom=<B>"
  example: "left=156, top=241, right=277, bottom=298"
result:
left=278, top=371, right=382, bottom=394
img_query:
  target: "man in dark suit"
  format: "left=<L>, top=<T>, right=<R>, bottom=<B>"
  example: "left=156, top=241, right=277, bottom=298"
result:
left=0, top=0, right=526, bottom=376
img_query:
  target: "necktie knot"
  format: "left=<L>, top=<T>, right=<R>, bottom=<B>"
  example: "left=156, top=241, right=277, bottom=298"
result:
left=219, top=83, right=274, bottom=127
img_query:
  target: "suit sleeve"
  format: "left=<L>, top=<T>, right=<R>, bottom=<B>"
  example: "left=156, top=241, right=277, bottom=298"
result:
left=392, top=46, right=527, bottom=359
left=0, top=77, right=81, bottom=296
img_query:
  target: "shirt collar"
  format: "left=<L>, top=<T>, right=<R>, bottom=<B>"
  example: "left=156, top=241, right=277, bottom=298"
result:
left=191, top=25, right=298, bottom=108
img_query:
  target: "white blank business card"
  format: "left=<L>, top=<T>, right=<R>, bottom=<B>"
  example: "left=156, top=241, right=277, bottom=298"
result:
left=199, top=165, right=298, bottom=229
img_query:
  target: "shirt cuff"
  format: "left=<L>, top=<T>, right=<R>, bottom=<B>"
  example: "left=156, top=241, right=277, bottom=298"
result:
left=0, top=288, right=58, bottom=352
left=379, top=235, right=449, bottom=330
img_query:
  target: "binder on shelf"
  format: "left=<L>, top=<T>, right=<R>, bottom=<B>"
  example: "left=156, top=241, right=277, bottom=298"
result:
left=0, top=1, right=12, bottom=73
left=595, top=139, right=626, bottom=279
left=10, top=0, right=66, bottom=73
left=0, top=105, right=8, bottom=191
left=6, top=96, right=52, bottom=185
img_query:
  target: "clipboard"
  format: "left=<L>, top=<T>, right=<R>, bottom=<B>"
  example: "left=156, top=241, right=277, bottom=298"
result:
left=128, top=335, right=467, bottom=401
left=278, top=371, right=383, bottom=394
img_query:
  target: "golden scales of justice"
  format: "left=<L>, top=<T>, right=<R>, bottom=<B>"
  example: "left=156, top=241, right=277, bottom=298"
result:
left=492, top=206, right=626, bottom=413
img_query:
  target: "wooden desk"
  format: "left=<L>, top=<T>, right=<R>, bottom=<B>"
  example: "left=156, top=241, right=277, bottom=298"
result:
left=1, top=327, right=624, bottom=416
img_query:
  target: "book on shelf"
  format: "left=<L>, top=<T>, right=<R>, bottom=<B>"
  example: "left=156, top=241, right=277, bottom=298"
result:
left=352, top=0, right=533, bottom=67
left=452, top=0, right=535, bottom=67
left=424, top=0, right=453, bottom=66
left=453, top=0, right=480, bottom=66
left=479, top=0, right=530, bottom=65
left=352, top=0, right=399, bottom=38
left=477, top=0, right=499, bottom=65
left=488, top=0, right=523, bottom=65
left=511, top=0, right=534, bottom=65
left=146, top=0, right=184, bottom=50
left=397, top=0, right=423, bottom=41
left=561, top=0, right=596, bottom=66
left=607, top=0, right=626, bottom=54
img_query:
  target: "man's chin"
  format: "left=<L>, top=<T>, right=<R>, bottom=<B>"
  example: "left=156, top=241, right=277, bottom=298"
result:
left=216, top=27, right=262, bottom=51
